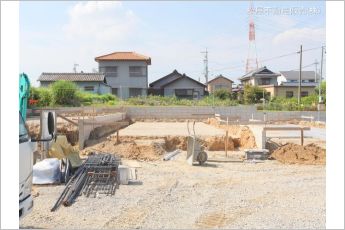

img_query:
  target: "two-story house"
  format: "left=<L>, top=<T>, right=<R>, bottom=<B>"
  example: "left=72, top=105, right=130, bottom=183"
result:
left=239, top=66, right=318, bottom=98
left=95, top=51, right=151, bottom=99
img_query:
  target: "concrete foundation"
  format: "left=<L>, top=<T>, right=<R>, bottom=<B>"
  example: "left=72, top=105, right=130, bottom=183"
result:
left=78, top=113, right=126, bottom=149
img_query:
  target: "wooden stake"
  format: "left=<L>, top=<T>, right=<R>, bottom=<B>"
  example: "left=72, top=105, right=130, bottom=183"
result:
left=301, top=129, right=304, bottom=146
left=225, top=130, right=228, bottom=157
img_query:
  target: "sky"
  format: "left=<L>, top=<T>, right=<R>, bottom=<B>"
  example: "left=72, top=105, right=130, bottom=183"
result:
left=20, top=1, right=326, bottom=86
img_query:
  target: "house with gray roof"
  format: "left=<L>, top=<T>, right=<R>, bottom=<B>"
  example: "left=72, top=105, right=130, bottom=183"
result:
left=278, top=70, right=321, bottom=86
left=239, top=66, right=281, bottom=86
left=149, top=70, right=206, bottom=99
left=38, top=72, right=111, bottom=94
left=238, top=66, right=318, bottom=99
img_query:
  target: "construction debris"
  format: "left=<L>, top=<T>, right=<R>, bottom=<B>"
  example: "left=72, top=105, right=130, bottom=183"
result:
left=163, top=149, right=182, bottom=161
left=51, top=153, right=121, bottom=211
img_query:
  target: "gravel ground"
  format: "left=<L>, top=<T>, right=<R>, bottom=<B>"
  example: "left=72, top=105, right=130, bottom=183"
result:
left=20, top=152, right=325, bottom=229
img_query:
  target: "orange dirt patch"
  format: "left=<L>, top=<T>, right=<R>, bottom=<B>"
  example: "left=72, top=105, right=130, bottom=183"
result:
left=81, top=138, right=166, bottom=161
left=271, top=143, right=326, bottom=165
left=206, top=118, right=257, bottom=149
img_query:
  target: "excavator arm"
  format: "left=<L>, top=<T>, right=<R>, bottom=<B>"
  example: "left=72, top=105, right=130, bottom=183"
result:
left=19, top=73, right=30, bottom=122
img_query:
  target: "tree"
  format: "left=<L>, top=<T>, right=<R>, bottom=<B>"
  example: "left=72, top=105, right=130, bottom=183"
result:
left=315, top=81, right=326, bottom=95
left=51, top=80, right=79, bottom=106
left=243, top=85, right=266, bottom=104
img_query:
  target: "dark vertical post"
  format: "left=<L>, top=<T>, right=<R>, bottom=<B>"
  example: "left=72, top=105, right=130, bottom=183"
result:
left=319, top=46, right=324, bottom=103
left=298, top=45, right=302, bottom=105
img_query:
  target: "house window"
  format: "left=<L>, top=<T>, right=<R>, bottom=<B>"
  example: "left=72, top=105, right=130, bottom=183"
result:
left=215, top=84, right=227, bottom=90
left=100, top=66, right=117, bottom=77
left=129, top=88, right=142, bottom=97
left=84, top=86, right=95, bottom=92
left=301, top=91, right=309, bottom=97
left=129, top=66, right=146, bottom=77
left=111, top=88, right=118, bottom=96
left=175, top=89, right=194, bottom=99
left=259, top=78, right=271, bottom=85
left=286, top=91, right=293, bottom=98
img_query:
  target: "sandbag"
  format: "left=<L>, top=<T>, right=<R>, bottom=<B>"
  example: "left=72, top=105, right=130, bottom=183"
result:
left=49, top=135, right=82, bottom=167
left=33, top=158, right=60, bottom=184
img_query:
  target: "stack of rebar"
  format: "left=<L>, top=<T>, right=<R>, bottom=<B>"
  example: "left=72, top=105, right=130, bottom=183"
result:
left=51, top=153, right=121, bottom=212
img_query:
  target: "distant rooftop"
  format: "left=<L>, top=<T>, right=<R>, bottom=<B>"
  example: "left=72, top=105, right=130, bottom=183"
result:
left=38, top=72, right=106, bottom=82
left=208, top=74, right=234, bottom=84
left=279, top=70, right=320, bottom=81
left=95, top=51, right=151, bottom=64
left=239, top=66, right=280, bottom=80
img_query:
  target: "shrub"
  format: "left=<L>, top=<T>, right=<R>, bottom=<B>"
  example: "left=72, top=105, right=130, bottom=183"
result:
left=51, top=81, right=79, bottom=106
left=29, top=87, right=52, bottom=107
left=315, top=81, right=326, bottom=95
left=243, top=85, right=265, bottom=104
left=213, top=89, right=231, bottom=100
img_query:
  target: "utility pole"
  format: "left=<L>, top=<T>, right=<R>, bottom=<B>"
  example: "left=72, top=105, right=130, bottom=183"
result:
left=298, top=45, right=302, bottom=105
left=314, top=59, right=318, bottom=83
left=319, top=46, right=325, bottom=103
left=73, top=63, right=79, bottom=73
left=201, top=48, right=209, bottom=86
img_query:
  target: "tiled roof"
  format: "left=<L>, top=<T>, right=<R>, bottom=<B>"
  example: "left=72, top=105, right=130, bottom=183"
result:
left=95, top=51, right=151, bottom=64
left=208, top=74, right=234, bottom=84
left=149, top=70, right=206, bottom=88
left=279, top=71, right=320, bottom=80
left=38, top=73, right=106, bottom=82
left=239, top=66, right=280, bottom=80
left=149, top=70, right=182, bottom=88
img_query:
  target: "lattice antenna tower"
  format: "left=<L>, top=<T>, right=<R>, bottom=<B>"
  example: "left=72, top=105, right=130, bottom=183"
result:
left=245, top=1, right=259, bottom=73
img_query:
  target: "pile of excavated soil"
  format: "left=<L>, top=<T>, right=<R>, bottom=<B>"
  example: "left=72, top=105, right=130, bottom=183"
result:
left=81, top=138, right=165, bottom=161
left=238, top=126, right=257, bottom=149
left=207, top=118, right=257, bottom=149
left=204, top=136, right=235, bottom=151
left=271, top=143, right=326, bottom=165
left=82, top=134, right=239, bottom=161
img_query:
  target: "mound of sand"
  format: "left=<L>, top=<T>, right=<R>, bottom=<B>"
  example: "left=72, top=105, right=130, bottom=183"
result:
left=271, top=143, right=326, bottom=165
left=82, top=138, right=166, bottom=161
left=207, top=118, right=257, bottom=149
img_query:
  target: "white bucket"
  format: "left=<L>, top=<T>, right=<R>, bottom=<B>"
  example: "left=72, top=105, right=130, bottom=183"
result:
left=118, top=165, right=129, bottom=185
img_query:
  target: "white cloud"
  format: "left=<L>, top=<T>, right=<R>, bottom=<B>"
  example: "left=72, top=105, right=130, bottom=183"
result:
left=273, top=27, right=325, bottom=46
left=63, top=1, right=139, bottom=42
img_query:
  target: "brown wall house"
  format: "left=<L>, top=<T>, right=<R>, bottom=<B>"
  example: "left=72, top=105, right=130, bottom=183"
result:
left=207, top=75, right=234, bottom=93
left=260, top=85, right=316, bottom=98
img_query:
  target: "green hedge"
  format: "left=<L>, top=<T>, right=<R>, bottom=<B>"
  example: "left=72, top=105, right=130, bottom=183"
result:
left=51, top=81, right=79, bottom=106
left=258, top=94, right=321, bottom=111
left=30, top=87, right=52, bottom=107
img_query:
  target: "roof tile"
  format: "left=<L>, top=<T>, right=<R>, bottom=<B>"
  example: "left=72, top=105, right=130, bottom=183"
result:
left=38, top=73, right=106, bottom=82
left=95, top=51, right=151, bottom=64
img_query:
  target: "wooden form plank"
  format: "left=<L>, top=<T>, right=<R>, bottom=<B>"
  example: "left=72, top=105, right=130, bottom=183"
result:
left=263, top=126, right=310, bottom=131
left=57, top=114, right=78, bottom=126
left=82, top=121, right=129, bottom=126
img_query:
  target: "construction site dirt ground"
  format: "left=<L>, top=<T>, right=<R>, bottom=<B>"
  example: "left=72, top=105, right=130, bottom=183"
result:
left=20, top=151, right=325, bottom=229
